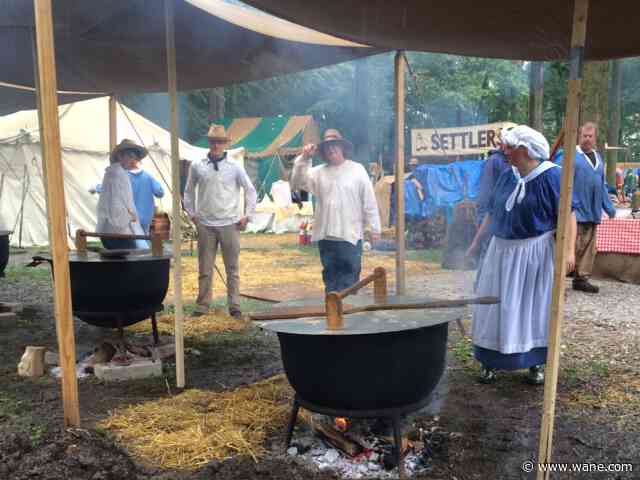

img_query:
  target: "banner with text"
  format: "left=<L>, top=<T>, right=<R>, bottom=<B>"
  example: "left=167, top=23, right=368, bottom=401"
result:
left=411, top=122, right=516, bottom=157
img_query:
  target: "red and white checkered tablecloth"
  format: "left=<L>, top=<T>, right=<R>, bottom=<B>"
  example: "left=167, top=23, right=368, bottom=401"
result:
left=597, top=218, right=640, bottom=254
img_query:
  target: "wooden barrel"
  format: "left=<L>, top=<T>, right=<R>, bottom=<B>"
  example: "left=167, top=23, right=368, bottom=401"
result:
left=150, top=213, right=171, bottom=240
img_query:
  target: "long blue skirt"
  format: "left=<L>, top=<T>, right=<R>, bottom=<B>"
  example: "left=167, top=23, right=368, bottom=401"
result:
left=474, top=345, right=547, bottom=371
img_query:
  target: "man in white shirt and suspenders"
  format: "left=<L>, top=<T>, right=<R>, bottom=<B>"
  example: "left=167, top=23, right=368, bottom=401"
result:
left=291, top=129, right=381, bottom=293
left=184, top=125, right=257, bottom=318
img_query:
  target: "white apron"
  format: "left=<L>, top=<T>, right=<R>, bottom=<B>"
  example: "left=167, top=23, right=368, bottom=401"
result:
left=472, top=231, right=555, bottom=354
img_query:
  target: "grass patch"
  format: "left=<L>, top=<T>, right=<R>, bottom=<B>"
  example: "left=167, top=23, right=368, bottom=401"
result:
left=3, top=265, right=52, bottom=283
left=0, top=391, right=49, bottom=446
left=406, top=249, right=443, bottom=264
left=451, top=337, right=474, bottom=367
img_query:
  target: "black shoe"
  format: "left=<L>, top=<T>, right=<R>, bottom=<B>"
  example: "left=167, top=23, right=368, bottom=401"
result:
left=526, top=365, right=545, bottom=385
left=229, top=309, right=242, bottom=320
left=572, top=279, right=599, bottom=293
left=478, top=367, right=497, bottom=384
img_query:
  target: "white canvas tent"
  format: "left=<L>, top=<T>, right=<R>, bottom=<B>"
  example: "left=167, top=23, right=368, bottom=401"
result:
left=0, top=96, right=234, bottom=246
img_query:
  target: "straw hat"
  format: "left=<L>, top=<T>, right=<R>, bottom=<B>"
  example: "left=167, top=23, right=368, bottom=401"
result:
left=319, top=128, right=353, bottom=158
left=110, top=139, right=148, bottom=164
left=207, top=124, right=232, bottom=143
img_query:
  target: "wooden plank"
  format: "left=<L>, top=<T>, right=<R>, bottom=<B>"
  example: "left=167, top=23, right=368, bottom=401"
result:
left=109, top=94, right=117, bottom=150
left=33, top=0, right=80, bottom=427
left=164, top=0, right=185, bottom=389
left=394, top=52, right=406, bottom=295
left=537, top=1, right=589, bottom=478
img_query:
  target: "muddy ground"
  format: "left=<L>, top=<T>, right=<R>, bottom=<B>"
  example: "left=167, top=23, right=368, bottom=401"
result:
left=1, top=238, right=638, bottom=479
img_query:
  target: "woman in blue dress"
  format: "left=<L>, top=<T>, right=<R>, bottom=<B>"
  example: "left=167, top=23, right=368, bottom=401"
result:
left=467, top=125, right=577, bottom=384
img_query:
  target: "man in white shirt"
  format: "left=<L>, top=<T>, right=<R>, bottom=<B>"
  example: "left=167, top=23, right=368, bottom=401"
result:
left=291, top=129, right=381, bottom=293
left=184, top=125, right=257, bottom=318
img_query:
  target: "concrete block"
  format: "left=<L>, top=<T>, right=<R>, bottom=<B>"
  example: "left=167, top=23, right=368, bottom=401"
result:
left=18, top=346, right=46, bottom=378
left=44, top=351, right=59, bottom=366
left=94, top=359, right=162, bottom=382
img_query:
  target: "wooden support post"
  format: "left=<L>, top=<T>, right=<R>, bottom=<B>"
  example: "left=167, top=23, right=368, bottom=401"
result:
left=33, top=0, right=80, bottom=427
left=165, top=0, right=185, bottom=389
left=394, top=51, right=406, bottom=295
left=151, top=233, right=164, bottom=257
left=537, top=1, right=589, bottom=478
left=325, top=292, right=344, bottom=330
left=109, top=94, right=118, bottom=151
left=75, top=229, right=87, bottom=253
left=373, top=266, right=388, bottom=301
left=607, top=59, right=623, bottom=186
left=529, top=62, right=545, bottom=131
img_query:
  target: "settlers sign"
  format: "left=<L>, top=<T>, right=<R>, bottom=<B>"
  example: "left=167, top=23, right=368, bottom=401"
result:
left=411, top=122, right=516, bottom=157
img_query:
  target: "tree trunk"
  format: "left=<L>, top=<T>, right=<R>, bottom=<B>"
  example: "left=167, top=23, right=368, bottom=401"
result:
left=353, top=57, right=370, bottom=165
left=529, top=62, right=544, bottom=131
left=208, top=87, right=226, bottom=122
left=607, top=59, right=623, bottom=185
left=580, top=61, right=610, bottom=150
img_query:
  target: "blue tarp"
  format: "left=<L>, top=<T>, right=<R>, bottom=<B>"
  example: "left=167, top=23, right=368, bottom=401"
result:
left=403, top=160, right=486, bottom=222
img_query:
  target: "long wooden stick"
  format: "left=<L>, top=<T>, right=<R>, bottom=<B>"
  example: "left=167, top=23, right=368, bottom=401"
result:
left=394, top=51, right=406, bottom=295
left=537, top=1, right=588, bottom=478
left=549, top=127, right=565, bottom=163
left=250, top=296, right=498, bottom=321
left=165, top=0, right=185, bottom=389
left=34, top=0, right=80, bottom=427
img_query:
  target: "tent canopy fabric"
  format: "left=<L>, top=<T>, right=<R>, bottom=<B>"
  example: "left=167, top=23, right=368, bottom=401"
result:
left=0, top=0, right=374, bottom=115
left=196, top=115, right=320, bottom=198
left=0, top=96, right=215, bottom=246
left=243, top=0, right=640, bottom=61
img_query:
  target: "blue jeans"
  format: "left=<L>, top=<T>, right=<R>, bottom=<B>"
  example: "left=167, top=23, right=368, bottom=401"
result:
left=318, top=239, right=363, bottom=294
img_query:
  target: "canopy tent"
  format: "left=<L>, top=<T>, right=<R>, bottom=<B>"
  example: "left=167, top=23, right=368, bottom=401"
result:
left=195, top=115, right=320, bottom=198
left=0, top=96, right=223, bottom=246
left=242, top=1, right=640, bottom=60
left=0, top=0, right=374, bottom=115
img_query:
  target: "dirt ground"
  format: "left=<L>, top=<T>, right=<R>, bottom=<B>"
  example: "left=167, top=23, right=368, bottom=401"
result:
left=1, top=234, right=638, bottom=479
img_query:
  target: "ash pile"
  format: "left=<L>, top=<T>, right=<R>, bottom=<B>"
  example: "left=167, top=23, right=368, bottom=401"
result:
left=287, top=414, right=454, bottom=479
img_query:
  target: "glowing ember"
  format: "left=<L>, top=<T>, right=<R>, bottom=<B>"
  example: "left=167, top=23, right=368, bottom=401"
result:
left=335, top=417, right=351, bottom=432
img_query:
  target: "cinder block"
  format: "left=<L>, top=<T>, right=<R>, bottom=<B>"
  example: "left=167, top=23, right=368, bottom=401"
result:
left=94, top=359, right=162, bottom=382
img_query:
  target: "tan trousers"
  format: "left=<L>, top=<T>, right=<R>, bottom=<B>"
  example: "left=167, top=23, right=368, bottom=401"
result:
left=575, top=222, right=597, bottom=280
left=196, top=223, right=240, bottom=312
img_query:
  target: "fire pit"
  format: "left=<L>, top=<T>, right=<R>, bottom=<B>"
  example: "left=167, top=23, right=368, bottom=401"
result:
left=252, top=268, right=498, bottom=478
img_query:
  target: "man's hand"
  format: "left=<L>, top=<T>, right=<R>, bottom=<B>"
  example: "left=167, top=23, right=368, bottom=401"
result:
left=237, top=217, right=249, bottom=231
left=566, top=251, right=576, bottom=273
left=302, top=143, right=318, bottom=160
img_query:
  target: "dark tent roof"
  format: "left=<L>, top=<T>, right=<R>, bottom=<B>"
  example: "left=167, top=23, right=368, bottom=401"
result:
left=0, top=0, right=374, bottom=113
left=242, top=0, right=640, bottom=61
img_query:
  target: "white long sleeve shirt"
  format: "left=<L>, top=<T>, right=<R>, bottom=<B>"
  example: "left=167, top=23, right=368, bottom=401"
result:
left=96, top=163, right=145, bottom=237
left=183, top=154, right=257, bottom=227
left=291, top=155, right=381, bottom=245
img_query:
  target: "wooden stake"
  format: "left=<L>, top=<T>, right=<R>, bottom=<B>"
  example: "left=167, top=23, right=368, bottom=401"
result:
left=109, top=94, right=118, bottom=151
left=537, top=1, right=588, bottom=478
left=373, top=266, right=388, bottom=301
left=394, top=51, right=406, bottom=295
left=165, top=0, right=185, bottom=389
left=325, top=292, right=344, bottom=330
left=75, top=229, right=87, bottom=253
left=33, top=0, right=80, bottom=427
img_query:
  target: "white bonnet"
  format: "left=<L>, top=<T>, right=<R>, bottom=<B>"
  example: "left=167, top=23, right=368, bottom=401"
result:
left=502, top=125, right=550, bottom=161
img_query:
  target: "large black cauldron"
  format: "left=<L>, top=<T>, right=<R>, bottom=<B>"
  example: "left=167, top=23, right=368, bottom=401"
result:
left=259, top=297, right=462, bottom=412
left=0, top=231, right=10, bottom=277
left=68, top=251, right=171, bottom=328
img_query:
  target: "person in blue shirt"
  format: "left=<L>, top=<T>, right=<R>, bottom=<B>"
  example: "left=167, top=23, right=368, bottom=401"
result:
left=554, top=122, right=615, bottom=294
left=127, top=157, right=165, bottom=235
left=476, top=144, right=511, bottom=224
left=467, top=125, right=577, bottom=385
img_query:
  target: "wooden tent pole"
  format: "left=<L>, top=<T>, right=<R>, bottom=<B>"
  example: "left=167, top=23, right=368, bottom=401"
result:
left=537, top=1, right=589, bottom=477
left=33, top=0, right=80, bottom=427
left=109, top=94, right=118, bottom=150
left=165, top=0, right=185, bottom=389
left=394, top=51, right=406, bottom=295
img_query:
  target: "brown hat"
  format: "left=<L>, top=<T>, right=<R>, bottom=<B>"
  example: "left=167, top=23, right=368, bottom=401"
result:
left=207, top=124, right=232, bottom=143
left=319, top=128, right=353, bottom=158
left=110, top=139, right=148, bottom=164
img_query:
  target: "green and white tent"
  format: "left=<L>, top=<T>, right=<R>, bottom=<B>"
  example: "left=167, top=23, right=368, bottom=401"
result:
left=196, top=115, right=320, bottom=198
